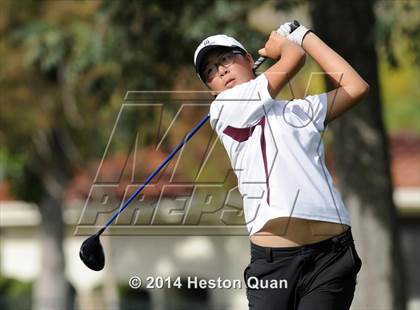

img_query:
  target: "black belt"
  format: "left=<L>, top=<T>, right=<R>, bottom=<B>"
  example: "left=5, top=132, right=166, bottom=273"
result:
left=251, top=227, right=354, bottom=262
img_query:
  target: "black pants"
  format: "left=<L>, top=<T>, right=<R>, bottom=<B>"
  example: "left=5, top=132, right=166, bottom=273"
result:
left=244, top=228, right=362, bottom=310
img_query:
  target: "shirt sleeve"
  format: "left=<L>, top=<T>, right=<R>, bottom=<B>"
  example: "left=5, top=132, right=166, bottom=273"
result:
left=305, top=93, right=328, bottom=132
left=209, top=74, right=274, bottom=130
left=209, top=101, right=222, bottom=132
left=284, top=93, right=328, bottom=132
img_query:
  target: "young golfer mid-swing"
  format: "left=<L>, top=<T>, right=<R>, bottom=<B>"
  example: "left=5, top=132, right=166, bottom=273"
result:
left=193, top=21, right=369, bottom=309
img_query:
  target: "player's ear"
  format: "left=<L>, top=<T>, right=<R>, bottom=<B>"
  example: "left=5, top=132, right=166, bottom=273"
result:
left=245, top=53, right=254, bottom=69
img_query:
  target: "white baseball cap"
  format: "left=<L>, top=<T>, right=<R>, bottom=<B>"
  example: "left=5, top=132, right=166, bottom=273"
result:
left=194, top=34, right=248, bottom=81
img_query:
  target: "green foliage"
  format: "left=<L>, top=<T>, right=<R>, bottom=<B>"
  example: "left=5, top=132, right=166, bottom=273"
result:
left=0, top=276, right=32, bottom=310
left=375, top=0, right=420, bottom=68
left=0, top=149, right=44, bottom=201
left=0, top=149, right=26, bottom=180
left=0, top=0, right=266, bottom=201
left=375, top=1, right=420, bottom=134
left=380, top=55, right=420, bottom=134
left=15, top=21, right=67, bottom=72
left=274, top=0, right=307, bottom=11
left=97, top=0, right=264, bottom=89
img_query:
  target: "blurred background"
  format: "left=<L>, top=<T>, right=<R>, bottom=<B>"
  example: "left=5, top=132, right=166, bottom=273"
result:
left=0, top=0, right=418, bottom=309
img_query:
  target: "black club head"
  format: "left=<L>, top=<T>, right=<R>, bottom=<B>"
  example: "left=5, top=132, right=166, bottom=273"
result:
left=79, top=234, right=105, bottom=271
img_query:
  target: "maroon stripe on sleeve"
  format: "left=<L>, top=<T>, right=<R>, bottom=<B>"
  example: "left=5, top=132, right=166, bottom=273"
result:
left=223, top=125, right=257, bottom=142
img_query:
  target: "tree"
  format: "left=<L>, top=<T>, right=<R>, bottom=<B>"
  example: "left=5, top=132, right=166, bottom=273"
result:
left=306, top=0, right=406, bottom=309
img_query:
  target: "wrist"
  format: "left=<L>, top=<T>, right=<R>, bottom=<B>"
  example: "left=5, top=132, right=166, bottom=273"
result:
left=301, top=31, right=315, bottom=51
left=301, top=30, right=313, bottom=46
left=287, top=24, right=311, bottom=46
left=276, top=40, right=296, bottom=58
left=281, top=42, right=306, bottom=67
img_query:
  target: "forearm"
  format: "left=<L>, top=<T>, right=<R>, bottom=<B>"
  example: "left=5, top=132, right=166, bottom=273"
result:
left=265, top=41, right=306, bottom=97
left=302, top=32, right=369, bottom=93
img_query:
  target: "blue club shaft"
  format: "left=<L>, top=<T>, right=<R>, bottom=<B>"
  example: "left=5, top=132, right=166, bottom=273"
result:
left=98, top=113, right=210, bottom=235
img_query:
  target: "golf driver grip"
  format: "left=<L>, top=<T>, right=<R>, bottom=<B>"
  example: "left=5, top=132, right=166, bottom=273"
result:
left=98, top=22, right=300, bottom=234
left=253, top=20, right=300, bottom=71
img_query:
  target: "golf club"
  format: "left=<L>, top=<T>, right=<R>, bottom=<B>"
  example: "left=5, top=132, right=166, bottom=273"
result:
left=79, top=114, right=209, bottom=271
left=79, top=20, right=300, bottom=271
left=253, top=20, right=300, bottom=71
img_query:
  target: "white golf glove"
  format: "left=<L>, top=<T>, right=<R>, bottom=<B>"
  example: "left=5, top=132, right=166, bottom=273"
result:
left=277, top=22, right=311, bottom=46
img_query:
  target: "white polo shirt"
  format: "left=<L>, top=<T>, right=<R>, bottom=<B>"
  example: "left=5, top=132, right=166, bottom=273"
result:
left=209, top=74, right=351, bottom=235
